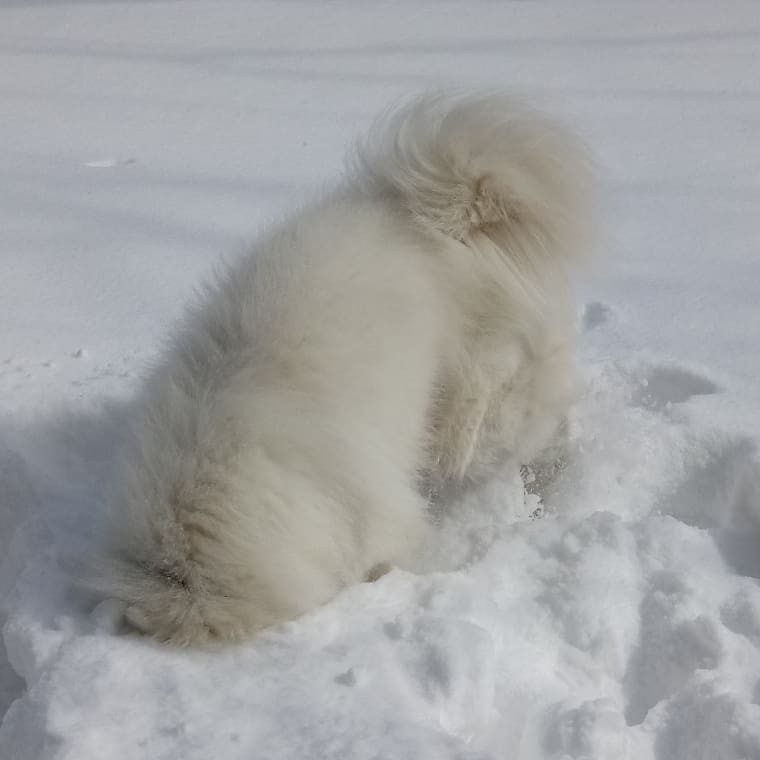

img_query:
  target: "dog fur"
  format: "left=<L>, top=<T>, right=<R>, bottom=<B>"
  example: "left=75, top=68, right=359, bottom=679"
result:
left=96, top=93, right=593, bottom=645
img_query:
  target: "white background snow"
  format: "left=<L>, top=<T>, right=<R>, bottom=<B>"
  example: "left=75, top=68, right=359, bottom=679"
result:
left=2, top=2, right=760, bottom=759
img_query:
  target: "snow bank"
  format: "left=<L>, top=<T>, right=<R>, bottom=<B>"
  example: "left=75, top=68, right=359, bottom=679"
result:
left=2, top=2, right=760, bottom=759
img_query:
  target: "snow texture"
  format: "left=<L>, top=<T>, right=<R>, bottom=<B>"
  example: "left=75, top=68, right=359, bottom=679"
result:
left=2, top=2, right=760, bottom=759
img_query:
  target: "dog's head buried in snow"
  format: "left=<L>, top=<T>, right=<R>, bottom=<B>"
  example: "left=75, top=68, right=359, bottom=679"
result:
left=93, top=92, right=594, bottom=646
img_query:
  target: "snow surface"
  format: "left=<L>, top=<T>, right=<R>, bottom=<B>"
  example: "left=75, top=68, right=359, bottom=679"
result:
left=2, top=2, right=760, bottom=759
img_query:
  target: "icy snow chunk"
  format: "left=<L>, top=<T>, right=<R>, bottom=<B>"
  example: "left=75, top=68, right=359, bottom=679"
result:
left=650, top=678, right=760, bottom=760
left=543, top=698, right=631, bottom=760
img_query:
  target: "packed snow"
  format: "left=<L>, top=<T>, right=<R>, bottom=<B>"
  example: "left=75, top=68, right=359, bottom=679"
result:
left=2, top=2, right=760, bottom=759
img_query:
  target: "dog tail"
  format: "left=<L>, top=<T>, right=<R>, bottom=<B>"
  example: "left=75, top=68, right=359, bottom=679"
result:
left=353, top=92, right=594, bottom=263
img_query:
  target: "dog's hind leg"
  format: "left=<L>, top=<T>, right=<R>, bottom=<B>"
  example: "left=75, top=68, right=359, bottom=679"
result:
left=429, top=357, right=494, bottom=486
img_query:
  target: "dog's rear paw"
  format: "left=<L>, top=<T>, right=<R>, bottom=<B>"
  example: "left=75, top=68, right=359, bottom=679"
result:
left=365, top=562, right=392, bottom=583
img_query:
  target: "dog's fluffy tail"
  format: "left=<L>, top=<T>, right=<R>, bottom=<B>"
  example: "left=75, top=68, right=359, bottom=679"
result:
left=353, top=92, right=594, bottom=263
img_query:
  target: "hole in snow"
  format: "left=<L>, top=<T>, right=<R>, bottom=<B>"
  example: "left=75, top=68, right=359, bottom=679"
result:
left=582, top=301, right=612, bottom=331
left=631, top=366, right=718, bottom=412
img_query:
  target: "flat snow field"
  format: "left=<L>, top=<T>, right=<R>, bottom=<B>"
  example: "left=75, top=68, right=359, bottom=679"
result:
left=2, top=3, right=760, bottom=759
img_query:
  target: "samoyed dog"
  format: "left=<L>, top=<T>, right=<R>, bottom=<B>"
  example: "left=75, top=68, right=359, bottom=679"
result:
left=98, top=93, right=593, bottom=645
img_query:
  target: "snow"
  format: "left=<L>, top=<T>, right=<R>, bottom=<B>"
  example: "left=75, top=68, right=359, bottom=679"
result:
left=2, top=2, right=760, bottom=758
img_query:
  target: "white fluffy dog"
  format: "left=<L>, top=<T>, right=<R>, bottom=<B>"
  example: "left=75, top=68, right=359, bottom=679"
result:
left=99, top=93, right=593, bottom=645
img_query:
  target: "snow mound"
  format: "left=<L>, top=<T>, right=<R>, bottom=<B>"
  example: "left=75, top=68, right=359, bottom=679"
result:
left=2, top=363, right=760, bottom=759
